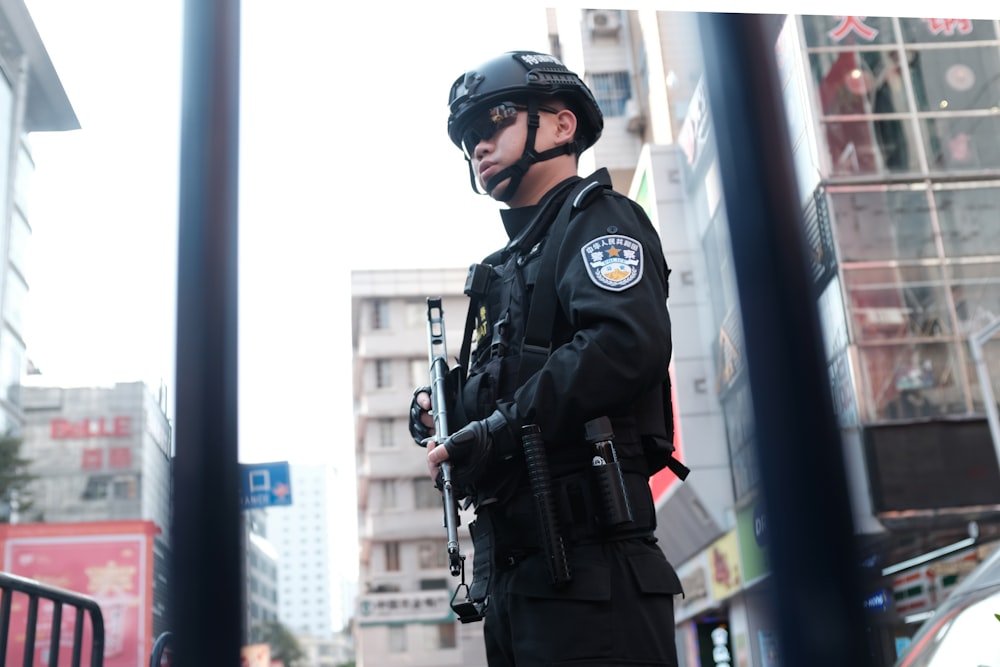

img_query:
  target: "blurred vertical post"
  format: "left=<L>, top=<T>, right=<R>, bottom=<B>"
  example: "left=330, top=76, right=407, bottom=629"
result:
left=173, top=0, right=242, bottom=664
left=697, top=13, right=874, bottom=666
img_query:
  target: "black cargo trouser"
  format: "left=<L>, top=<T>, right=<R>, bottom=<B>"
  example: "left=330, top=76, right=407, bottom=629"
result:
left=482, top=536, right=682, bottom=666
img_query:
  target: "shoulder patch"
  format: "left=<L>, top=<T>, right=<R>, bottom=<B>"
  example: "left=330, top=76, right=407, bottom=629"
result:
left=580, top=234, right=644, bottom=291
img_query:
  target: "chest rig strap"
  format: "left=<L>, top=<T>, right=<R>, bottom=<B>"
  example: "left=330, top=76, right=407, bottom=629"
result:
left=459, top=259, right=496, bottom=379
left=517, top=174, right=611, bottom=384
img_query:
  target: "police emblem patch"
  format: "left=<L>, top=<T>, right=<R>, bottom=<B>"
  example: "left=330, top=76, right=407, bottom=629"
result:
left=580, top=234, right=643, bottom=291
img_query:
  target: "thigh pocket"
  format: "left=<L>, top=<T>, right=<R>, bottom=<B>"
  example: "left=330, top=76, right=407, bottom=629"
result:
left=625, top=544, right=684, bottom=597
left=509, top=552, right=611, bottom=601
left=507, top=555, right=614, bottom=664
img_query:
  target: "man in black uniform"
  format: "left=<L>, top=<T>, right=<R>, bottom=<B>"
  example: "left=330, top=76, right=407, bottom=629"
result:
left=410, top=51, right=685, bottom=666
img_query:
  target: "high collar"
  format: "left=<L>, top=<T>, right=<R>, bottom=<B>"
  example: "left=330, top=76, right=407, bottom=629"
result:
left=498, top=176, right=580, bottom=249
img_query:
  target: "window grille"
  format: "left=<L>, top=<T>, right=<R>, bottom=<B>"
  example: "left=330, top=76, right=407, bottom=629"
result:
left=589, top=71, right=632, bottom=117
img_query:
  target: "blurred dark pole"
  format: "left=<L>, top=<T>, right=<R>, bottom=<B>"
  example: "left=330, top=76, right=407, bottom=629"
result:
left=173, top=0, right=241, bottom=665
left=697, top=13, right=874, bottom=666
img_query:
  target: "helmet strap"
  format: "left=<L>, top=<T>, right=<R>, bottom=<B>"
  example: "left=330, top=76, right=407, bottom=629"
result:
left=469, top=98, right=578, bottom=202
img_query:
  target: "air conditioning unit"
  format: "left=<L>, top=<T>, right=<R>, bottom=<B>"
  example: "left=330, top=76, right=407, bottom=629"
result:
left=624, top=98, right=645, bottom=135
left=587, top=10, right=621, bottom=36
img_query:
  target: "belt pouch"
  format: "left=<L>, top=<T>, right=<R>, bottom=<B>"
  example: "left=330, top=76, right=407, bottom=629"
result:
left=468, top=515, right=494, bottom=603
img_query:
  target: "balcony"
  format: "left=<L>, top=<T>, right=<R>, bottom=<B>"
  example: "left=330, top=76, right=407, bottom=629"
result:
left=362, top=507, right=442, bottom=541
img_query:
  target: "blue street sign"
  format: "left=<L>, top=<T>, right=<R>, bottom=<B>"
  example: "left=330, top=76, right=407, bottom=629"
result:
left=239, top=461, right=292, bottom=509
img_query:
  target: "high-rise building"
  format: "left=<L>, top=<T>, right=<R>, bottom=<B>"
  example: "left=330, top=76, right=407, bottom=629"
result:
left=0, top=0, right=78, bottom=436
left=351, top=268, right=487, bottom=667
left=266, top=464, right=339, bottom=637
left=266, top=463, right=357, bottom=665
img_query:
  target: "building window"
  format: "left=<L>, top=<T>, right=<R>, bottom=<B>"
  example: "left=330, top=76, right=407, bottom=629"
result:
left=417, top=541, right=448, bottom=569
left=388, top=625, right=407, bottom=653
left=112, top=476, right=137, bottom=500
left=424, top=622, right=457, bottom=650
left=372, top=298, right=389, bottom=330
left=384, top=542, right=401, bottom=571
left=410, top=358, right=429, bottom=389
left=419, top=578, right=448, bottom=590
left=405, top=301, right=425, bottom=328
left=413, top=478, right=440, bottom=509
left=375, top=359, right=392, bottom=389
left=589, top=71, right=632, bottom=117
left=802, top=15, right=1000, bottom=178
left=379, top=479, right=398, bottom=510
left=378, top=418, right=395, bottom=448
left=82, top=475, right=110, bottom=500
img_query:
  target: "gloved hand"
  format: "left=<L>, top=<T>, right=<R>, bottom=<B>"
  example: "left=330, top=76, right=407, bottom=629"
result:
left=409, top=386, right=434, bottom=446
left=428, top=409, right=508, bottom=487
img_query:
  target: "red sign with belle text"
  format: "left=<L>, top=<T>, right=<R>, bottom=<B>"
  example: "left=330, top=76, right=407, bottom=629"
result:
left=51, top=417, right=131, bottom=439
left=0, top=521, right=158, bottom=667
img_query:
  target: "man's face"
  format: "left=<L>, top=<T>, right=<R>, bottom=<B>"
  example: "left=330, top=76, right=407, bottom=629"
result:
left=461, top=101, right=562, bottom=203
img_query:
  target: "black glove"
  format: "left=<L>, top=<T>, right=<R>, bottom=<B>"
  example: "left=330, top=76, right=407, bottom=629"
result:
left=440, top=409, right=508, bottom=487
left=409, top=386, right=433, bottom=446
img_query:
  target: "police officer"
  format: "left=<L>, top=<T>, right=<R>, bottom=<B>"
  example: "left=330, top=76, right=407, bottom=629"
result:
left=411, top=51, right=684, bottom=666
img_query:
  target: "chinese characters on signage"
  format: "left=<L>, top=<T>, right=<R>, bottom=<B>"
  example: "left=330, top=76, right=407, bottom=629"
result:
left=357, top=590, right=453, bottom=625
left=48, top=417, right=135, bottom=472
left=827, top=16, right=974, bottom=43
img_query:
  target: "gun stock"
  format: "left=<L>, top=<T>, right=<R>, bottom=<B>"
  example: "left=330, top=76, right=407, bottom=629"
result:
left=426, top=297, right=464, bottom=577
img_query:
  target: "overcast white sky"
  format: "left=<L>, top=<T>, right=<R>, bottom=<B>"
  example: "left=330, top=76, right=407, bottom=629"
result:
left=21, top=0, right=981, bottom=468
left=21, top=2, right=551, bottom=467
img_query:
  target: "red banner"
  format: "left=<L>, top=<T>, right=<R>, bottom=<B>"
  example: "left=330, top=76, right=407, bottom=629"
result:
left=1, top=521, right=158, bottom=667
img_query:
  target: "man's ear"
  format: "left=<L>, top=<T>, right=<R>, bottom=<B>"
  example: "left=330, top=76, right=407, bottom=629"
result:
left=554, top=108, right=578, bottom=145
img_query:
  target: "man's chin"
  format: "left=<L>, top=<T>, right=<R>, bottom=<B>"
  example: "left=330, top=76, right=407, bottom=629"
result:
left=486, top=179, right=512, bottom=202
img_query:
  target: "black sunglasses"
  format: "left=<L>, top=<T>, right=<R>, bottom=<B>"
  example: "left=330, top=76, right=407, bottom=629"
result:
left=462, top=102, right=559, bottom=157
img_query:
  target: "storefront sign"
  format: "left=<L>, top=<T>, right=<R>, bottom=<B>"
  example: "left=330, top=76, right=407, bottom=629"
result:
left=863, top=589, right=891, bottom=613
left=51, top=417, right=131, bottom=439
left=709, top=531, right=743, bottom=601
left=680, top=567, right=708, bottom=606
left=697, top=622, right=734, bottom=667
left=923, top=18, right=972, bottom=36
left=357, top=590, right=453, bottom=625
left=675, top=551, right=714, bottom=622
left=81, top=446, right=133, bottom=471
left=677, top=80, right=711, bottom=169
left=827, top=17, right=880, bottom=42
left=737, top=504, right=770, bottom=585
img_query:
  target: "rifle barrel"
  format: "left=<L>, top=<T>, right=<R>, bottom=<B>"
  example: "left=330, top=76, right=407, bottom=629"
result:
left=427, top=297, right=463, bottom=576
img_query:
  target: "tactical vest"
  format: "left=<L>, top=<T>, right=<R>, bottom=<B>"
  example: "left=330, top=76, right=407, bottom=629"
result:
left=455, top=171, right=689, bottom=483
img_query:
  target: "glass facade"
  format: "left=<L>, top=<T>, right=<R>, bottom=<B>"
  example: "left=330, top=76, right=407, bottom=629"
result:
left=802, top=15, right=1000, bottom=423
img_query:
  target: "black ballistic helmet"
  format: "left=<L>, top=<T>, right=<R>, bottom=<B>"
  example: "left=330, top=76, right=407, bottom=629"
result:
left=448, top=51, right=604, bottom=154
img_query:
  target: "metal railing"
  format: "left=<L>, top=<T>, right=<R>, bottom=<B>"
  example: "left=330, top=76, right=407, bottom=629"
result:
left=149, top=631, right=174, bottom=667
left=0, top=571, right=105, bottom=667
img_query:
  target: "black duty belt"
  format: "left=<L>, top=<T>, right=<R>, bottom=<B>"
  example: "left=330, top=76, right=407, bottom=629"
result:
left=478, top=468, right=656, bottom=566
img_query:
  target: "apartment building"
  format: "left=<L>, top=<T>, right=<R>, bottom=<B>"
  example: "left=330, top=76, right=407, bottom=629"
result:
left=351, top=268, right=487, bottom=666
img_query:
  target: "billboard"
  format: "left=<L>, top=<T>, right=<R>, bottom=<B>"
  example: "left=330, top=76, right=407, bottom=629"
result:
left=0, top=520, right=160, bottom=667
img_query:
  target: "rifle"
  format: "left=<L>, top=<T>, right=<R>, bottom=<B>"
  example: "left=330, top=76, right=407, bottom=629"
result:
left=425, top=298, right=464, bottom=577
